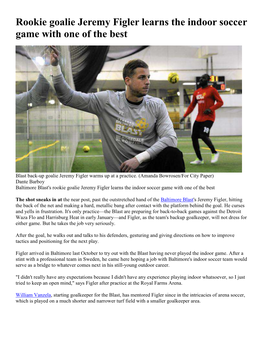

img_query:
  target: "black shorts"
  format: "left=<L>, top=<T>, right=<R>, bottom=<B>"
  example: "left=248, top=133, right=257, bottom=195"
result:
left=144, top=147, right=185, bottom=173
left=192, top=120, right=214, bottom=138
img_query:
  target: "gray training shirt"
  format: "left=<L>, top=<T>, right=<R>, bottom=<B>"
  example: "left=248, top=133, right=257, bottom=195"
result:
left=53, top=72, right=177, bottom=172
left=16, top=74, right=50, bottom=114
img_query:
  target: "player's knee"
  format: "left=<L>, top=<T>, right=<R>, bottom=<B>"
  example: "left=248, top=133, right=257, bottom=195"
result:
left=160, top=146, right=177, bottom=157
left=200, top=132, right=209, bottom=140
left=159, top=147, right=185, bottom=172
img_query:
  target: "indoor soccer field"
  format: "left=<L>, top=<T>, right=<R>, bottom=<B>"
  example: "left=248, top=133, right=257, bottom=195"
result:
left=16, top=136, right=242, bottom=173
left=16, top=139, right=74, bottom=173
left=71, top=136, right=242, bottom=173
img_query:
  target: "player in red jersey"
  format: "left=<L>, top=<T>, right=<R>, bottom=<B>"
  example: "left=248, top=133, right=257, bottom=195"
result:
left=180, top=74, right=224, bottom=164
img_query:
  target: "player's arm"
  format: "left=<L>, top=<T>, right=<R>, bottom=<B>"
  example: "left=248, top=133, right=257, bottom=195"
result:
left=120, top=102, right=176, bottom=172
left=120, top=149, right=153, bottom=172
left=16, top=74, right=50, bottom=113
left=210, top=88, right=224, bottom=111
left=50, top=46, right=106, bottom=115
left=180, top=93, right=197, bottom=123
left=147, top=101, right=177, bottom=157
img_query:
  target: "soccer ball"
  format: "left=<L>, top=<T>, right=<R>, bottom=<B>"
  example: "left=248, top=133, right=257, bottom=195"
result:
left=168, top=72, right=179, bottom=84
left=28, top=141, right=33, bottom=146
left=83, top=146, right=90, bottom=153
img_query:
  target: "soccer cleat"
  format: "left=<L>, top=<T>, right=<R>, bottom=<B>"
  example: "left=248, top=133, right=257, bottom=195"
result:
left=211, top=152, right=219, bottom=163
left=190, top=158, right=204, bottom=165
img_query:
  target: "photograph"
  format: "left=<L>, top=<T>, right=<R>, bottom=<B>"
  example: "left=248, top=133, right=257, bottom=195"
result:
left=16, top=45, right=242, bottom=173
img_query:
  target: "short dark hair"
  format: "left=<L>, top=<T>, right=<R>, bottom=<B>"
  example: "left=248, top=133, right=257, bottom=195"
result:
left=123, top=59, right=149, bottom=80
left=202, top=74, right=211, bottom=81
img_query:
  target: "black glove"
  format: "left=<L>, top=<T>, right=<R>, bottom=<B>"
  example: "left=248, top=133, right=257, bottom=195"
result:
left=204, top=109, right=212, bottom=115
left=180, top=117, right=185, bottom=124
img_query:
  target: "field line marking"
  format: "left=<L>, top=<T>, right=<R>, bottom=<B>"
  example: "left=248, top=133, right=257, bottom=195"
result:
left=76, top=155, right=104, bottom=158
left=16, top=140, right=60, bottom=162
left=201, top=147, right=242, bottom=155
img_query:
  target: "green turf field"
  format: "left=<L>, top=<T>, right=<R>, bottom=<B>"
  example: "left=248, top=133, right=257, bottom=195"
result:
left=179, top=136, right=242, bottom=172
left=71, top=136, right=242, bottom=173
left=16, top=136, right=242, bottom=173
left=71, top=140, right=106, bottom=172
left=16, top=139, right=74, bottom=173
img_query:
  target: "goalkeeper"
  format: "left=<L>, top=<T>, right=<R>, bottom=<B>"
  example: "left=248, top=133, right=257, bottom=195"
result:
left=180, top=74, right=223, bottom=164
left=50, top=47, right=185, bottom=173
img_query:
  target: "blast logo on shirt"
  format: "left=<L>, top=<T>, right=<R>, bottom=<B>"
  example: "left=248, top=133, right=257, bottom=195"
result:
left=114, top=117, right=149, bottom=137
left=135, top=118, right=149, bottom=132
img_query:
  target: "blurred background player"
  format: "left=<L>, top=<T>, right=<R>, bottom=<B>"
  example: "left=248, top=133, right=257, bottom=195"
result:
left=50, top=46, right=185, bottom=173
left=180, top=74, right=223, bottom=164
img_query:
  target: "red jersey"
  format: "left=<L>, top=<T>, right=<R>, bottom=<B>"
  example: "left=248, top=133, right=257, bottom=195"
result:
left=184, top=86, right=223, bottom=122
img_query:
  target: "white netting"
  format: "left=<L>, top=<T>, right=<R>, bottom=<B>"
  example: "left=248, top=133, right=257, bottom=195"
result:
left=16, top=46, right=79, bottom=172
